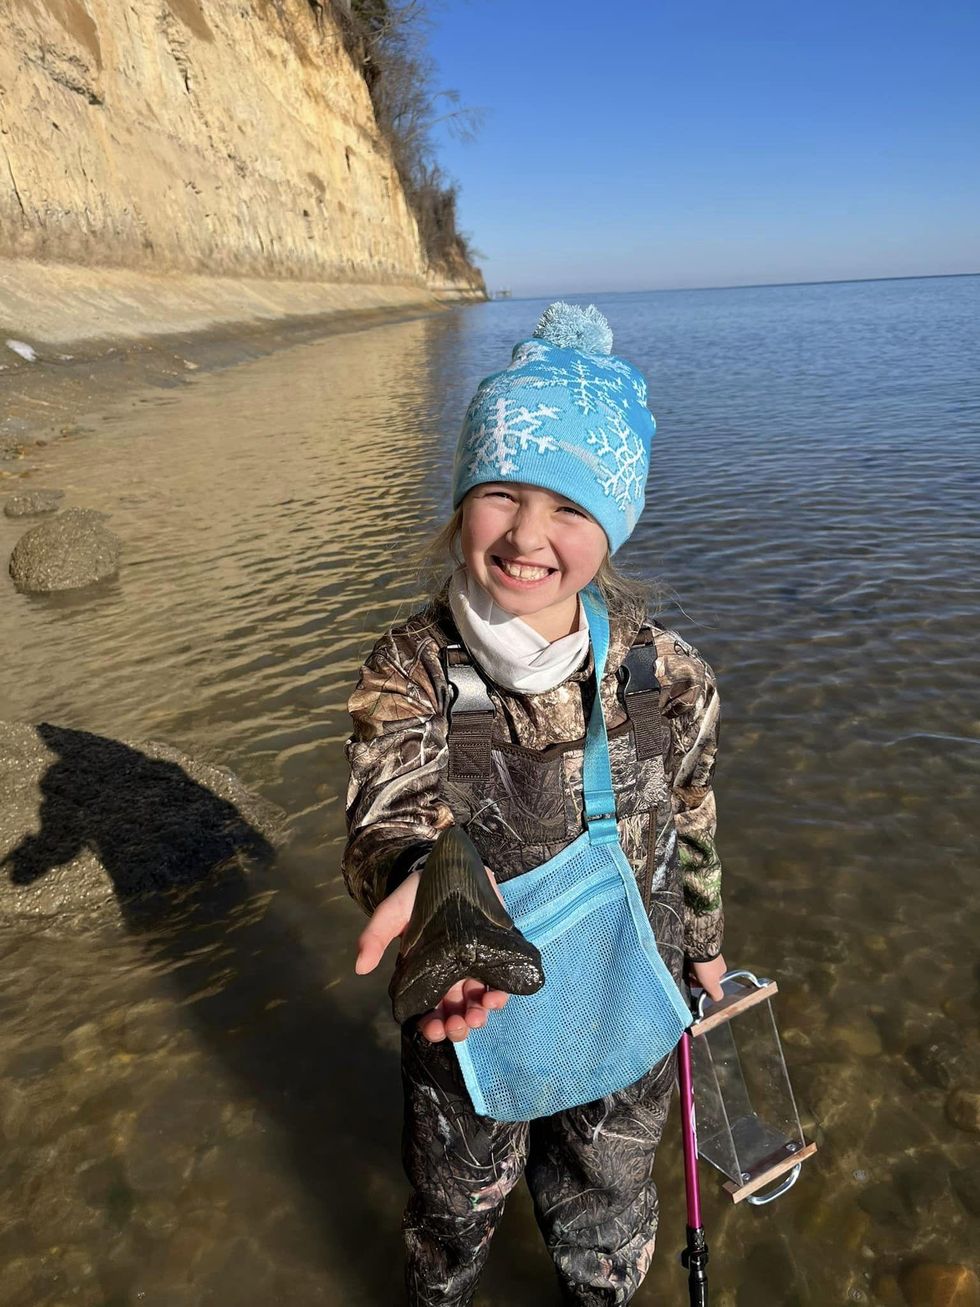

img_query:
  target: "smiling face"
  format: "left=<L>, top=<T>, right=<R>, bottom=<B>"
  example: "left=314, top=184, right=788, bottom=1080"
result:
left=459, top=482, right=609, bottom=640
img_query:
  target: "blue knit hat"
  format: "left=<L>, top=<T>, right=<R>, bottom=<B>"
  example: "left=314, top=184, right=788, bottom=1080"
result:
left=452, top=302, right=655, bottom=553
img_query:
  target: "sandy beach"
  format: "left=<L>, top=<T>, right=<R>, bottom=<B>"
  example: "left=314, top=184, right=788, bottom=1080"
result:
left=1, top=261, right=459, bottom=473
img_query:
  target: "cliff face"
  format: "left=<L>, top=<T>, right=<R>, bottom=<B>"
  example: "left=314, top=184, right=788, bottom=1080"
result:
left=0, top=0, right=484, bottom=296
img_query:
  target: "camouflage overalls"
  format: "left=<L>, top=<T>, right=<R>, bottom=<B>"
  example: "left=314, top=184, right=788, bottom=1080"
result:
left=344, top=590, right=724, bottom=1306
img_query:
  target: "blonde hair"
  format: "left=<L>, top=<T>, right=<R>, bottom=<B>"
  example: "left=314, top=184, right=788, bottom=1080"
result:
left=413, top=505, right=659, bottom=616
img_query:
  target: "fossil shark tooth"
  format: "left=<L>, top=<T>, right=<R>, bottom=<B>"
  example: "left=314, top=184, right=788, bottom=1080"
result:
left=389, top=826, right=545, bottom=1025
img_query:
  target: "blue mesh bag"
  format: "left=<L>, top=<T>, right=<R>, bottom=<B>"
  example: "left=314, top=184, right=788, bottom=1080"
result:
left=454, top=586, right=692, bottom=1122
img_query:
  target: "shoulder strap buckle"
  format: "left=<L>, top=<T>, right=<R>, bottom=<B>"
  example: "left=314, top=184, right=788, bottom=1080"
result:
left=618, top=642, right=661, bottom=697
left=441, top=644, right=495, bottom=718
left=440, top=644, right=495, bottom=782
left=618, top=635, right=670, bottom=764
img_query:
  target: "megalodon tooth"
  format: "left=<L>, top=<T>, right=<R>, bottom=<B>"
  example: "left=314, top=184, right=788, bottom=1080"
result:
left=389, top=826, right=545, bottom=1024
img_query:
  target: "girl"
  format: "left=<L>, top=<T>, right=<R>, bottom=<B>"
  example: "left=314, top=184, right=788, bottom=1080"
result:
left=343, top=303, right=726, bottom=1306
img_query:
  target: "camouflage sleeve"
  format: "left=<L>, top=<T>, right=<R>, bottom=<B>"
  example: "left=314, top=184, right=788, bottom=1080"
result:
left=660, top=635, right=725, bottom=963
left=342, top=635, right=455, bottom=916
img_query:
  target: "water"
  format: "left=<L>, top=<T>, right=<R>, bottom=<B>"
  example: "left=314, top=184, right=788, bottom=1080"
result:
left=1, top=275, right=978, bottom=1305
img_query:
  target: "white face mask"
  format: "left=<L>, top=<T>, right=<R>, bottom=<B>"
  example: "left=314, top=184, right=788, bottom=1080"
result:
left=447, top=567, right=590, bottom=694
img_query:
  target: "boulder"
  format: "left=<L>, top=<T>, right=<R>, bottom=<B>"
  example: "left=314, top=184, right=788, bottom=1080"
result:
left=4, top=489, right=65, bottom=519
left=945, top=1088, right=980, bottom=1134
left=898, top=1263, right=980, bottom=1307
left=9, top=508, right=121, bottom=593
left=906, top=1037, right=958, bottom=1090
left=0, top=722, right=286, bottom=921
left=831, top=1014, right=883, bottom=1057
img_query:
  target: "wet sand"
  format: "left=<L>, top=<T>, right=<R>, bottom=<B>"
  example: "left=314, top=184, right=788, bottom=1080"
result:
left=0, top=285, right=457, bottom=465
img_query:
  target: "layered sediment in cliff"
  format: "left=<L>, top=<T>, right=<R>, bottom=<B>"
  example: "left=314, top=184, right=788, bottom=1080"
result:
left=0, top=0, right=484, bottom=344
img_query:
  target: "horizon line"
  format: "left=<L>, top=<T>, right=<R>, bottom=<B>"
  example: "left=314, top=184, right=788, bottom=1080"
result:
left=496, top=270, right=980, bottom=300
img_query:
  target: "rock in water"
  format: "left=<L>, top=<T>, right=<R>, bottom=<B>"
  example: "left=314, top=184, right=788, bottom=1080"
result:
left=9, top=507, right=121, bottom=593
left=945, top=1087, right=980, bottom=1133
left=4, top=489, right=65, bottom=519
left=897, top=1262, right=980, bottom=1307
left=905, top=1037, right=958, bottom=1089
left=389, top=826, right=544, bottom=1024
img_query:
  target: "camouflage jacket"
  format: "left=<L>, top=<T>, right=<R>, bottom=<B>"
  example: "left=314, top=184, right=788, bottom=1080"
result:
left=342, top=590, right=724, bottom=962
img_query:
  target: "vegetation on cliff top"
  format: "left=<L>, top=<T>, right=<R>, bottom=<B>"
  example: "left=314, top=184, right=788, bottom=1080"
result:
left=337, top=0, right=483, bottom=279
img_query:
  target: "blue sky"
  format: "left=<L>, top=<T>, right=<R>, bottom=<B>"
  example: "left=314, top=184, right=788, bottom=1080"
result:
left=425, top=0, right=980, bottom=295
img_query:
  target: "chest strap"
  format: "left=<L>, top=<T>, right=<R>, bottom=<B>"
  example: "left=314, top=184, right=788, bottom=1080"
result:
left=617, top=631, right=672, bottom=762
left=441, top=644, right=495, bottom=781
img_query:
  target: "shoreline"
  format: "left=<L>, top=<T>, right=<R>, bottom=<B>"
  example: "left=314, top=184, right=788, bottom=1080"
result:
left=0, top=259, right=482, bottom=467
left=0, top=258, right=483, bottom=350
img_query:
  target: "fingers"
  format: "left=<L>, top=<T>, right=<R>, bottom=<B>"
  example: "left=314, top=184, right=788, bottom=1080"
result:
left=705, top=955, right=726, bottom=1001
left=461, top=979, right=490, bottom=1029
left=416, top=979, right=465, bottom=1044
left=689, top=953, right=727, bottom=1002
left=417, top=1010, right=447, bottom=1043
left=354, top=919, right=396, bottom=975
left=354, top=929, right=383, bottom=976
left=354, top=896, right=408, bottom=976
left=441, top=979, right=475, bottom=1042
left=417, top=979, right=510, bottom=1043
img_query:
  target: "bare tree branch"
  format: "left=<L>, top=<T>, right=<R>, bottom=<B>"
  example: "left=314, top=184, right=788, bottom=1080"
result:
left=337, top=0, right=485, bottom=271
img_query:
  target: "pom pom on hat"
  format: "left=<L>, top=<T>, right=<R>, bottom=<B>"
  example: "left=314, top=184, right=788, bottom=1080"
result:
left=532, top=302, right=613, bottom=356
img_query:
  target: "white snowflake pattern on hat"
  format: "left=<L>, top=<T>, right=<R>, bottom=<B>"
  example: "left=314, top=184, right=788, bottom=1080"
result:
left=461, top=397, right=561, bottom=477
left=585, top=409, right=647, bottom=511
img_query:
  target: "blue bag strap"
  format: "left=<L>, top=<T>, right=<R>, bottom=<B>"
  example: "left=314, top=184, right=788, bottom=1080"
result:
left=580, top=585, right=619, bottom=846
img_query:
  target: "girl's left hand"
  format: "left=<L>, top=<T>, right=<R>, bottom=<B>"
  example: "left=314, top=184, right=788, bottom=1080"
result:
left=689, top=953, right=727, bottom=1003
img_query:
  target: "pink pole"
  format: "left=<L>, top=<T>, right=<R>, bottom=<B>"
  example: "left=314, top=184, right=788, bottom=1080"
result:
left=677, top=1031, right=702, bottom=1228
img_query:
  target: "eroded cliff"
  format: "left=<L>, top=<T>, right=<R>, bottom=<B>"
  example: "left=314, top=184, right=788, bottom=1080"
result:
left=0, top=0, right=484, bottom=311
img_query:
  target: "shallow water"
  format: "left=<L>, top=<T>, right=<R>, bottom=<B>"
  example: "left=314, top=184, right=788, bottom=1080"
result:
left=1, top=277, right=978, bottom=1305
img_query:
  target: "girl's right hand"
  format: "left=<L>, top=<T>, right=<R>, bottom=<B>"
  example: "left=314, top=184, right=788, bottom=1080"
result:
left=354, top=867, right=511, bottom=1043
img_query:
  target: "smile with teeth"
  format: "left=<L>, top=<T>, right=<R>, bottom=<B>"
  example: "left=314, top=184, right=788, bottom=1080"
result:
left=493, top=556, right=557, bottom=581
